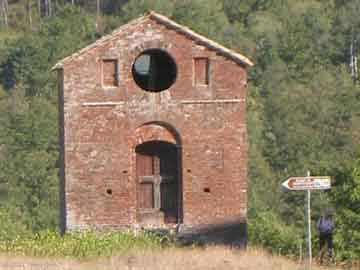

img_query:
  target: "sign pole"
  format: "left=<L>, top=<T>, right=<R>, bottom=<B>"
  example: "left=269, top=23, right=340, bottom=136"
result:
left=281, top=173, right=331, bottom=269
left=307, top=171, right=312, bottom=269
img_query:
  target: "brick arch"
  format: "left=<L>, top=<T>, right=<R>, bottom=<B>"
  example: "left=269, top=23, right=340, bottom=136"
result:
left=132, top=40, right=171, bottom=56
left=130, top=40, right=175, bottom=72
left=134, top=122, right=181, bottom=146
left=133, top=122, right=183, bottom=225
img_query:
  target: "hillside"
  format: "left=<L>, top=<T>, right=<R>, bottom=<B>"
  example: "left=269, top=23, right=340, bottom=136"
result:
left=0, top=0, right=359, bottom=264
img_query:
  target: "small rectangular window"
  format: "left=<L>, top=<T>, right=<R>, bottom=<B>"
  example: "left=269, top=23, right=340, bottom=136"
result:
left=102, top=59, right=118, bottom=87
left=194, top=58, right=209, bottom=85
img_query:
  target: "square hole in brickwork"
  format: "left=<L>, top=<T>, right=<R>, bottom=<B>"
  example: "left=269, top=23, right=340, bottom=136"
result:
left=102, top=59, right=118, bottom=87
left=194, top=58, right=209, bottom=85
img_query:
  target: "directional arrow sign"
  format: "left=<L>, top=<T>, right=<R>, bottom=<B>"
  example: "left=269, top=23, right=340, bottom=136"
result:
left=281, top=173, right=332, bottom=269
left=282, top=176, right=331, bottom=191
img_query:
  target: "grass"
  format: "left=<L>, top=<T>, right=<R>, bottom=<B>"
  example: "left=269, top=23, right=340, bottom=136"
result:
left=0, top=230, right=167, bottom=258
left=0, top=231, right=346, bottom=269
left=0, top=246, right=338, bottom=270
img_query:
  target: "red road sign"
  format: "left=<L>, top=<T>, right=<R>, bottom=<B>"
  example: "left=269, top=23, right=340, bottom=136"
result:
left=282, top=176, right=331, bottom=191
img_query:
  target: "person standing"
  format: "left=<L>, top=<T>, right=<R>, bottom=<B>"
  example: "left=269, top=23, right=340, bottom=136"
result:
left=317, top=211, right=334, bottom=264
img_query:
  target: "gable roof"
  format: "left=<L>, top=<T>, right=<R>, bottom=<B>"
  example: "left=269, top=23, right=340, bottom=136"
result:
left=53, top=11, right=254, bottom=70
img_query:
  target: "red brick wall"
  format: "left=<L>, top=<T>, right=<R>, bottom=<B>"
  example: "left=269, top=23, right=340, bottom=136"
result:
left=59, top=18, right=248, bottom=231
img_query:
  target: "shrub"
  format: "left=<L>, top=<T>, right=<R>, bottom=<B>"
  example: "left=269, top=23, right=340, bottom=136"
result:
left=248, top=211, right=302, bottom=258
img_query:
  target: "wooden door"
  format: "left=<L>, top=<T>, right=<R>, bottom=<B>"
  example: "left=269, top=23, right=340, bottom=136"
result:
left=136, top=141, right=179, bottom=224
left=136, top=153, right=155, bottom=209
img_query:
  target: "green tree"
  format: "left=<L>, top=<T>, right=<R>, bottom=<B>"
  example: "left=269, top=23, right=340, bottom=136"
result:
left=119, top=0, right=175, bottom=22
left=0, top=96, right=58, bottom=232
left=331, top=158, right=360, bottom=261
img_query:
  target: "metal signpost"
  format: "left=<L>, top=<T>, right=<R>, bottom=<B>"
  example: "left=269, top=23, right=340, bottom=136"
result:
left=282, top=171, right=331, bottom=270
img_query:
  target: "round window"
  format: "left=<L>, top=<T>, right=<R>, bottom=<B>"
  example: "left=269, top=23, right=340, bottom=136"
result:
left=132, top=49, right=177, bottom=92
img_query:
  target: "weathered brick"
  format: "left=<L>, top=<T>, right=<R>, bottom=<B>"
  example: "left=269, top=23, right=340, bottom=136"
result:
left=55, top=12, right=252, bottom=241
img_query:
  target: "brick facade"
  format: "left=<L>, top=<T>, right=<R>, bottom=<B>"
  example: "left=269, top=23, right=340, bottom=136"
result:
left=55, top=12, right=253, bottom=240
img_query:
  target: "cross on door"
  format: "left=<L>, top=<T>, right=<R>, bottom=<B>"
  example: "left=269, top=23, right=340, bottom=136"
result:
left=137, top=154, right=163, bottom=210
left=140, top=156, right=175, bottom=210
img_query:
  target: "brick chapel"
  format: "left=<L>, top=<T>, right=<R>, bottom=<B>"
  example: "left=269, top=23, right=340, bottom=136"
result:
left=54, top=11, right=253, bottom=242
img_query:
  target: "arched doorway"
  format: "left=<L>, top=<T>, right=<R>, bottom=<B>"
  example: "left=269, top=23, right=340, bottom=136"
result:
left=136, top=140, right=180, bottom=224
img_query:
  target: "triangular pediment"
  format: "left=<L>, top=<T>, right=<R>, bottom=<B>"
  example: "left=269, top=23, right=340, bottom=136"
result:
left=53, top=11, right=253, bottom=70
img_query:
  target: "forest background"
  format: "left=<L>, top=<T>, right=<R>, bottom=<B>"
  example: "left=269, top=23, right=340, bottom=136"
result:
left=0, top=0, right=359, bottom=262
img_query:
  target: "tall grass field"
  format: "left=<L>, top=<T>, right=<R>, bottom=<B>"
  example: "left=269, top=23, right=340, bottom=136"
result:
left=0, top=246, right=339, bottom=270
left=0, top=231, right=347, bottom=270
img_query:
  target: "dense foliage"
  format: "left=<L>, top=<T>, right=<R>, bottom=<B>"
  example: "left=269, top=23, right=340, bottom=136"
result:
left=0, top=0, right=359, bottom=262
